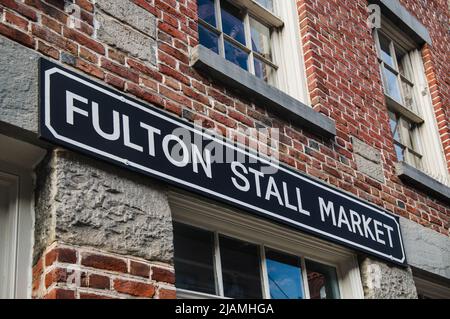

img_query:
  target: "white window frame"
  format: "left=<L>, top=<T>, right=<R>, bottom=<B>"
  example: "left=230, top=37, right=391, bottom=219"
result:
left=0, top=161, right=34, bottom=299
left=198, top=0, right=309, bottom=104
left=169, top=190, right=364, bottom=299
left=0, top=134, right=46, bottom=299
left=374, top=17, right=450, bottom=186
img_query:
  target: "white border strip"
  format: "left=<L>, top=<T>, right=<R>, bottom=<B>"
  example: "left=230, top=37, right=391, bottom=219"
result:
left=43, top=66, right=406, bottom=264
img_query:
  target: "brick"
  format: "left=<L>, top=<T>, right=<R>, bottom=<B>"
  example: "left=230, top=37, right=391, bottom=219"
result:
left=88, top=274, right=110, bottom=290
left=37, top=41, right=60, bottom=59
left=0, top=0, right=38, bottom=21
left=81, top=253, right=127, bottom=273
left=45, top=268, right=70, bottom=288
left=45, top=248, right=77, bottom=266
left=101, top=58, right=139, bottom=83
left=76, top=59, right=105, bottom=79
left=158, top=288, right=176, bottom=299
left=0, top=23, right=34, bottom=48
left=129, top=261, right=150, bottom=278
left=113, top=279, right=155, bottom=298
left=105, top=73, right=125, bottom=91
left=151, top=267, right=175, bottom=284
left=44, top=288, right=75, bottom=299
left=4, top=11, right=29, bottom=31
left=63, top=27, right=105, bottom=54
left=126, top=83, right=165, bottom=108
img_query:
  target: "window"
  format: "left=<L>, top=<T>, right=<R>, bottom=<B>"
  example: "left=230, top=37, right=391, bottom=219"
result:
left=374, top=20, right=450, bottom=186
left=197, top=0, right=309, bottom=102
left=170, top=191, right=364, bottom=299
left=174, top=222, right=343, bottom=299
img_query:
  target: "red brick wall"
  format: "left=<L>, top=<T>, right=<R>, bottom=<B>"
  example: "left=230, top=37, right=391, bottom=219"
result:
left=32, top=243, right=176, bottom=299
left=0, top=0, right=448, bottom=238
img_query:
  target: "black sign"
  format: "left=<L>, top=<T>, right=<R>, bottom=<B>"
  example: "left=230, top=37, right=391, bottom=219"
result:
left=39, top=59, right=406, bottom=265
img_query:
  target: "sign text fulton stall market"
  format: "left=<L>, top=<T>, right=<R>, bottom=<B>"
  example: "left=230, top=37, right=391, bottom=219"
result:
left=39, top=59, right=406, bottom=264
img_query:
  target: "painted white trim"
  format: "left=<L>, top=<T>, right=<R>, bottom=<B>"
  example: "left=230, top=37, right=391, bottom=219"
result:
left=43, top=66, right=405, bottom=264
left=0, top=161, right=34, bottom=299
left=169, top=190, right=365, bottom=299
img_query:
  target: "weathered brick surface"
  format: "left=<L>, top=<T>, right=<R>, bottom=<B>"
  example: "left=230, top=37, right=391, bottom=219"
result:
left=33, top=243, right=176, bottom=299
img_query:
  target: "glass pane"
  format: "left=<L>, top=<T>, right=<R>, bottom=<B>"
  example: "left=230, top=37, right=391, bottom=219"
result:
left=265, top=249, right=304, bottom=299
left=389, top=111, right=401, bottom=142
left=173, top=223, right=216, bottom=295
left=394, top=143, right=405, bottom=162
left=382, top=66, right=402, bottom=103
left=378, top=33, right=394, bottom=67
left=198, top=0, right=217, bottom=27
left=221, top=0, right=246, bottom=45
left=254, top=0, right=274, bottom=11
left=401, top=79, right=417, bottom=113
left=224, top=40, right=248, bottom=70
left=219, top=236, right=263, bottom=299
left=305, top=260, right=340, bottom=299
left=198, top=24, right=220, bottom=54
left=254, top=58, right=275, bottom=84
left=250, top=18, right=272, bottom=60
left=396, top=46, right=413, bottom=80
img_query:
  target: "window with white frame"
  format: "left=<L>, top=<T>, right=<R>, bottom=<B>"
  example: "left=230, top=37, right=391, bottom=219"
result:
left=197, top=0, right=309, bottom=103
left=374, top=19, right=450, bottom=186
left=169, top=191, right=364, bottom=299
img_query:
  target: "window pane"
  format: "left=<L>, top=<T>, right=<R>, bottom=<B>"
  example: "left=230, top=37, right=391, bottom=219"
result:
left=198, top=24, right=220, bottom=54
left=224, top=40, right=248, bottom=70
left=254, top=58, right=275, bottom=84
left=378, top=33, right=394, bottom=67
left=382, top=66, right=402, bottom=103
left=266, top=249, right=304, bottom=299
left=396, top=46, right=413, bottom=80
left=254, top=0, right=274, bottom=11
left=221, top=0, right=246, bottom=45
left=198, top=0, right=216, bottom=27
left=394, top=143, right=405, bottom=162
left=389, top=111, right=401, bottom=142
left=173, top=223, right=216, bottom=295
left=305, top=260, right=340, bottom=299
left=401, top=79, right=417, bottom=113
left=250, top=18, right=272, bottom=60
left=219, top=236, right=263, bottom=299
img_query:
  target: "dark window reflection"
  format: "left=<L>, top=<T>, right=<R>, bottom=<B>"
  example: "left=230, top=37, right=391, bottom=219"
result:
left=220, top=236, right=263, bottom=299
left=221, top=0, right=246, bottom=44
left=173, top=223, right=216, bottom=295
left=199, top=24, right=219, bottom=54
left=198, top=0, right=216, bottom=26
left=305, top=260, right=340, bottom=299
left=266, top=249, right=304, bottom=299
left=224, top=40, right=248, bottom=70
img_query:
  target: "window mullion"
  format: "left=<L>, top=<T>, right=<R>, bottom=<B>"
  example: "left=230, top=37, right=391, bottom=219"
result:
left=301, top=257, right=310, bottom=299
left=215, top=0, right=225, bottom=57
left=213, top=232, right=225, bottom=297
left=259, top=245, right=271, bottom=299
left=243, top=12, right=255, bottom=74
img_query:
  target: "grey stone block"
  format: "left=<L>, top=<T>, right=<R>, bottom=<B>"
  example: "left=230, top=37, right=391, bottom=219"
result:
left=359, top=257, right=418, bottom=299
left=96, top=12, right=157, bottom=65
left=396, top=161, right=450, bottom=203
left=369, top=0, right=432, bottom=45
left=34, top=149, right=175, bottom=264
left=191, top=45, right=336, bottom=139
left=0, top=36, right=40, bottom=133
left=400, top=217, right=450, bottom=280
left=96, top=0, right=156, bottom=38
left=352, top=137, right=385, bottom=183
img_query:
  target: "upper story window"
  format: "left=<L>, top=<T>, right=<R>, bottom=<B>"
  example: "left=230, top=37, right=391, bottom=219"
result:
left=374, top=19, right=450, bottom=186
left=197, top=0, right=309, bottom=103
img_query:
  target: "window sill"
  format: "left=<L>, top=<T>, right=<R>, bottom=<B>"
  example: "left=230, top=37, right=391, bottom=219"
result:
left=385, top=95, right=424, bottom=124
left=396, top=161, right=450, bottom=203
left=190, top=45, right=336, bottom=139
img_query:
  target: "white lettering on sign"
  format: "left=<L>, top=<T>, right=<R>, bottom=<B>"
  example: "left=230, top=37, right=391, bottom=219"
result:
left=319, top=197, right=394, bottom=248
